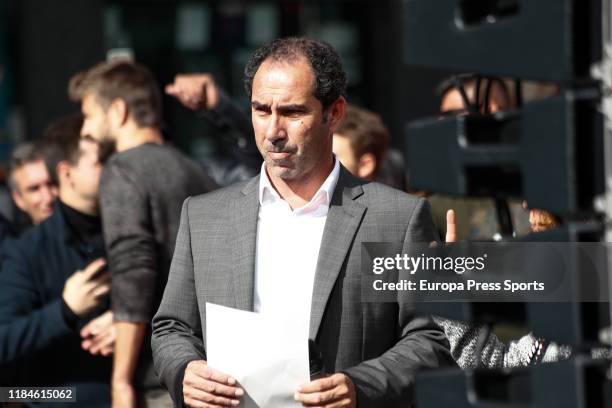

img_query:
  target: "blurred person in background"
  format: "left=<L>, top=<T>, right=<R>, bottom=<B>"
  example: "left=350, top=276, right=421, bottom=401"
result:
left=431, top=77, right=568, bottom=367
left=0, top=122, right=113, bottom=406
left=426, top=74, right=530, bottom=241
left=332, top=104, right=389, bottom=181
left=438, top=75, right=511, bottom=116
left=69, top=60, right=217, bottom=408
left=0, top=116, right=92, bottom=245
left=7, top=142, right=57, bottom=228
left=529, top=208, right=561, bottom=232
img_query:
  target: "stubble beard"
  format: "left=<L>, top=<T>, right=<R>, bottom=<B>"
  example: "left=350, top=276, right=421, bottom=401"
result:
left=265, top=156, right=301, bottom=180
left=97, top=135, right=117, bottom=164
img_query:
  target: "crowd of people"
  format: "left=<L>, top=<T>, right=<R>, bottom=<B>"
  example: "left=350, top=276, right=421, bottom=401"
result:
left=0, top=36, right=568, bottom=408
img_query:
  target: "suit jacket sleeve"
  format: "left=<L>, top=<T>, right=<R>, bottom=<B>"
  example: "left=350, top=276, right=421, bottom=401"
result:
left=342, top=198, right=455, bottom=407
left=151, top=197, right=206, bottom=406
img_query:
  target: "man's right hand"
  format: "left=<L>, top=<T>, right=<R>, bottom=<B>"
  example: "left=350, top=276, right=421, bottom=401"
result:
left=62, top=258, right=110, bottom=316
left=183, top=360, right=243, bottom=407
left=81, top=310, right=115, bottom=356
left=166, top=74, right=220, bottom=111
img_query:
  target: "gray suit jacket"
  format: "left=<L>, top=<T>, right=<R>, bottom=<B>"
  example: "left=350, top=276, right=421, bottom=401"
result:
left=151, top=167, right=454, bottom=407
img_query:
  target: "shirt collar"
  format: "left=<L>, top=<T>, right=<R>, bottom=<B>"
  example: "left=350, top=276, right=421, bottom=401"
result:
left=258, top=157, right=341, bottom=211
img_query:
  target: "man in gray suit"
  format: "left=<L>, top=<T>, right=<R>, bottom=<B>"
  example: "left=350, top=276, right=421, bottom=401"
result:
left=152, top=37, right=454, bottom=408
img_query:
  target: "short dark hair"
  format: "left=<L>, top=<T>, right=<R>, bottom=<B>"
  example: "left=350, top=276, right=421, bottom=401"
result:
left=7, top=143, right=42, bottom=192
left=39, top=113, right=85, bottom=185
left=336, top=104, right=390, bottom=176
left=68, top=61, right=162, bottom=128
left=436, top=74, right=511, bottom=113
left=8, top=142, right=43, bottom=191
left=244, top=37, right=347, bottom=110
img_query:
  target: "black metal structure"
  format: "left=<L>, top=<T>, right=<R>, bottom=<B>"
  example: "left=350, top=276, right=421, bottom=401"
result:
left=403, top=0, right=612, bottom=405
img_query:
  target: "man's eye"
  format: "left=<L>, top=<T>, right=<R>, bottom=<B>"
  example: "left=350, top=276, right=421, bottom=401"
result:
left=280, top=109, right=306, bottom=118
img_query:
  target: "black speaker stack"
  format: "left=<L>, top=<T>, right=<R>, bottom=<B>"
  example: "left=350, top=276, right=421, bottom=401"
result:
left=402, top=0, right=612, bottom=406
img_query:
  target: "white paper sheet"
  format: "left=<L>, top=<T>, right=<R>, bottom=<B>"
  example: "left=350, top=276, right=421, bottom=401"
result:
left=206, top=303, right=310, bottom=408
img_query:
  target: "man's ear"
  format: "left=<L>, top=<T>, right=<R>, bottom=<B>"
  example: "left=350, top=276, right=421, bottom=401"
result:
left=327, top=96, right=347, bottom=133
left=357, top=153, right=377, bottom=180
left=11, top=189, right=26, bottom=212
left=56, top=161, right=71, bottom=186
left=108, top=98, right=128, bottom=127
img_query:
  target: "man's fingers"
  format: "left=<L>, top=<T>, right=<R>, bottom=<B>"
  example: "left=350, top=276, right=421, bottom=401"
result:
left=91, top=271, right=111, bottom=285
left=165, top=84, right=178, bottom=95
left=82, top=258, right=106, bottom=279
left=80, top=322, right=96, bottom=338
left=445, top=209, right=457, bottom=243
left=95, top=310, right=113, bottom=324
left=165, top=74, right=218, bottom=111
left=80, top=311, right=113, bottom=338
left=89, top=330, right=115, bottom=354
left=296, top=387, right=353, bottom=407
left=90, top=341, right=113, bottom=355
left=297, top=376, right=336, bottom=393
left=188, top=378, right=243, bottom=399
left=92, top=283, right=111, bottom=298
left=184, top=386, right=240, bottom=407
left=82, top=273, right=111, bottom=295
left=296, top=374, right=355, bottom=407
left=183, top=361, right=242, bottom=407
left=192, top=364, right=237, bottom=387
left=100, top=346, right=113, bottom=356
left=296, top=388, right=343, bottom=406
left=185, top=363, right=243, bottom=398
left=81, top=339, right=93, bottom=350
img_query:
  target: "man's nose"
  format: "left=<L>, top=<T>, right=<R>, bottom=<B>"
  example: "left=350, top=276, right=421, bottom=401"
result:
left=264, top=113, right=287, bottom=143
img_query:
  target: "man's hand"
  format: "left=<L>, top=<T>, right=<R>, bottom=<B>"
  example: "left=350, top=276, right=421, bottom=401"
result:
left=112, top=381, right=136, bottom=408
left=183, top=360, right=243, bottom=407
left=166, top=73, right=220, bottom=111
left=62, top=258, right=110, bottom=316
left=294, top=373, right=356, bottom=407
left=81, top=311, right=115, bottom=356
left=445, top=209, right=456, bottom=243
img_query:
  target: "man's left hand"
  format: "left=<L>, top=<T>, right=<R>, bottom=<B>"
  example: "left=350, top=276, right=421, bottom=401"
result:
left=80, top=310, right=115, bottom=356
left=294, top=373, right=356, bottom=407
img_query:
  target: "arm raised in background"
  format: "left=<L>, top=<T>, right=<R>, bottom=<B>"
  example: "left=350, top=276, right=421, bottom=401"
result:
left=165, top=73, right=260, bottom=179
left=165, top=73, right=253, bottom=140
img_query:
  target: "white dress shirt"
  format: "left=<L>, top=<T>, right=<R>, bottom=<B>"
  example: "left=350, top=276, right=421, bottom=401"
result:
left=254, top=158, right=341, bottom=325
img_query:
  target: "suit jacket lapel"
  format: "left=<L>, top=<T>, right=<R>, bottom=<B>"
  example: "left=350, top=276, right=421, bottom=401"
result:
left=310, top=168, right=366, bottom=339
left=230, top=176, right=260, bottom=311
